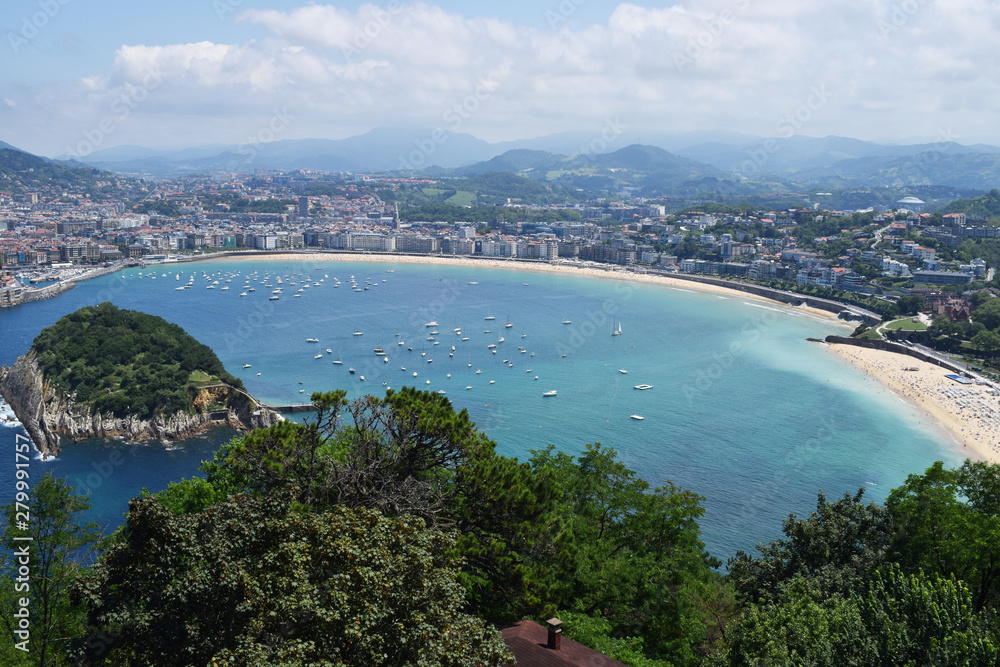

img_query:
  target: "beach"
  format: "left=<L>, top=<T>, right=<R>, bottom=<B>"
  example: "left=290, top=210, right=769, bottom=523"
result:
left=117, top=251, right=999, bottom=463
left=243, top=252, right=989, bottom=465
left=5, top=250, right=970, bottom=559
left=212, top=252, right=845, bottom=323
left=828, top=344, right=999, bottom=464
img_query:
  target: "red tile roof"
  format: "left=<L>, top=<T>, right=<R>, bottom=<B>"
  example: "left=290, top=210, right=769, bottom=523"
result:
left=501, top=620, right=627, bottom=667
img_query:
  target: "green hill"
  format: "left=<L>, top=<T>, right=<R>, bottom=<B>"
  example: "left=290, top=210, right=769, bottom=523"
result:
left=32, top=303, right=241, bottom=420
left=937, top=188, right=1000, bottom=220
left=0, top=148, right=148, bottom=199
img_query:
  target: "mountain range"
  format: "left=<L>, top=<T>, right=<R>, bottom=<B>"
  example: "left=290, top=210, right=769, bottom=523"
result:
left=44, top=127, right=1000, bottom=192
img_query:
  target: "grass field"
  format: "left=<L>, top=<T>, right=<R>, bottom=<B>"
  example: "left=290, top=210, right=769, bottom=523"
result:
left=188, top=370, right=221, bottom=388
left=883, top=318, right=928, bottom=331
left=444, top=191, right=477, bottom=207
left=855, top=328, right=884, bottom=341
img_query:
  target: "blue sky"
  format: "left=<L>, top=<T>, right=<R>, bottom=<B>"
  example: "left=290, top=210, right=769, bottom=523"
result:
left=2, top=0, right=998, bottom=157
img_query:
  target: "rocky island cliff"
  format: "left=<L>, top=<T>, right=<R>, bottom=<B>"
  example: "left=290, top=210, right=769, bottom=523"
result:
left=0, top=303, right=281, bottom=457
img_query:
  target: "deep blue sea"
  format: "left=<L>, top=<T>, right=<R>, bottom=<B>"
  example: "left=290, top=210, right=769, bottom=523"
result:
left=0, top=257, right=966, bottom=562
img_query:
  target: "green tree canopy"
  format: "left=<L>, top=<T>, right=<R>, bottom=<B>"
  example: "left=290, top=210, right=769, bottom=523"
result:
left=0, top=474, right=102, bottom=667
left=72, top=493, right=512, bottom=666
left=727, top=489, right=893, bottom=605
left=31, top=303, right=241, bottom=420
left=716, top=566, right=998, bottom=667
left=972, top=297, right=1000, bottom=331
left=887, top=460, right=1000, bottom=612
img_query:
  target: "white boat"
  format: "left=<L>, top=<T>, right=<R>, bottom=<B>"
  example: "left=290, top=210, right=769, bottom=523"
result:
left=353, top=330, right=363, bottom=336
left=239, top=292, right=247, bottom=297
left=562, top=316, right=571, bottom=324
left=612, top=320, right=622, bottom=336
left=543, top=390, right=557, bottom=397
left=619, top=369, right=628, bottom=374
left=425, top=321, right=438, bottom=327
left=332, top=359, right=344, bottom=365
left=306, top=338, right=319, bottom=343
left=314, top=354, right=323, bottom=359
left=633, top=384, right=653, bottom=390
left=359, top=376, right=365, bottom=381
left=484, top=314, right=495, bottom=321
left=630, top=414, right=644, bottom=420
left=505, top=312, right=513, bottom=328
left=269, top=296, right=279, bottom=300
left=242, top=364, right=251, bottom=369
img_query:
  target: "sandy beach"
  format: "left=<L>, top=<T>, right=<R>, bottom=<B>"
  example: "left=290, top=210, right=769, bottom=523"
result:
left=266, top=252, right=992, bottom=464
left=829, top=344, right=998, bottom=464
left=196, top=252, right=998, bottom=461
left=212, top=252, right=844, bottom=322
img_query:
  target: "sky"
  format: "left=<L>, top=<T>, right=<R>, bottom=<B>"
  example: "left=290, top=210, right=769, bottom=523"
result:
left=2, top=0, right=999, bottom=158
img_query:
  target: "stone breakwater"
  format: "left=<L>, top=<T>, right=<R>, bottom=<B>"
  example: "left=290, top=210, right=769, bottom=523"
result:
left=0, top=352, right=282, bottom=457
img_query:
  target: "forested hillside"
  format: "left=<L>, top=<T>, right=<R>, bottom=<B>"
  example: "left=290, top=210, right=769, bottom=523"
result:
left=31, top=302, right=240, bottom=419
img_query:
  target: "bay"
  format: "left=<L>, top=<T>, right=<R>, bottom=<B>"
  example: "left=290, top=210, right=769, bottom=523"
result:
left=0, top=257, right=965, bottom=561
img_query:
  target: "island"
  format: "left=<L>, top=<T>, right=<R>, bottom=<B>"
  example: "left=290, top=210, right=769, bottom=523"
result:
left=0, top=302, right=281, bottom=457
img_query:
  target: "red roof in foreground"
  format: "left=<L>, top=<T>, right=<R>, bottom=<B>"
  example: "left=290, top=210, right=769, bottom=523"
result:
left=501, top=620, right=627, bottom=667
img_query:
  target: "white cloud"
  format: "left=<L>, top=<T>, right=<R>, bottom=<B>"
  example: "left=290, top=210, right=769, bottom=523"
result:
left=13, top=0, right=1000, bottom=154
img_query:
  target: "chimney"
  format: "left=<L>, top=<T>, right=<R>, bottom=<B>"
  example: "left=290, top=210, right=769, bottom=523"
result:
left=546, top=618, right=562, bottom=650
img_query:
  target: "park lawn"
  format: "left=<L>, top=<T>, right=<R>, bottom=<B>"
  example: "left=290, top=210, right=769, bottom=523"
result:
left=884, top=318, right=928, bottom=331
left=421, top=188, right=446, bottom=196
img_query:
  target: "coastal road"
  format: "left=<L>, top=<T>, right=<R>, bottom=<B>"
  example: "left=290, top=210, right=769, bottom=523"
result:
left=912, top=342, right=972, bottom=373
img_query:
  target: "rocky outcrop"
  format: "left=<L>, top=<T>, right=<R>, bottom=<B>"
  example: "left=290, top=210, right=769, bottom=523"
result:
left=0, top=352, right=282, bottom=458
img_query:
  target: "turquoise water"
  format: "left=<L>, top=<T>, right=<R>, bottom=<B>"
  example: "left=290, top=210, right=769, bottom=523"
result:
left=0, top=257, right=966, bottom=562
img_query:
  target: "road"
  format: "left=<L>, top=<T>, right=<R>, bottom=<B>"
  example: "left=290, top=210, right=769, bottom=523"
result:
left=872, top=223, right=893, bottom=248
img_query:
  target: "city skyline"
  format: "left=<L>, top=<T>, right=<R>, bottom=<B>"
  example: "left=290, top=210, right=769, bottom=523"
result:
left=3, top=0, right=997, bottom=158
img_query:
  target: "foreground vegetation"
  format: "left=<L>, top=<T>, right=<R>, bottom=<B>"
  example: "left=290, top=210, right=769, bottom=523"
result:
left=1, top=388, right=998, bottom=665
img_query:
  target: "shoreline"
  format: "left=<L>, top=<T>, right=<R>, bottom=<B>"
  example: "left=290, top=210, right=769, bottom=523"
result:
left=208, top=252, right=849, bottom=324
left=27, top=251, right=988, bottom=463
left=828, top=343, right=998, bottom=464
